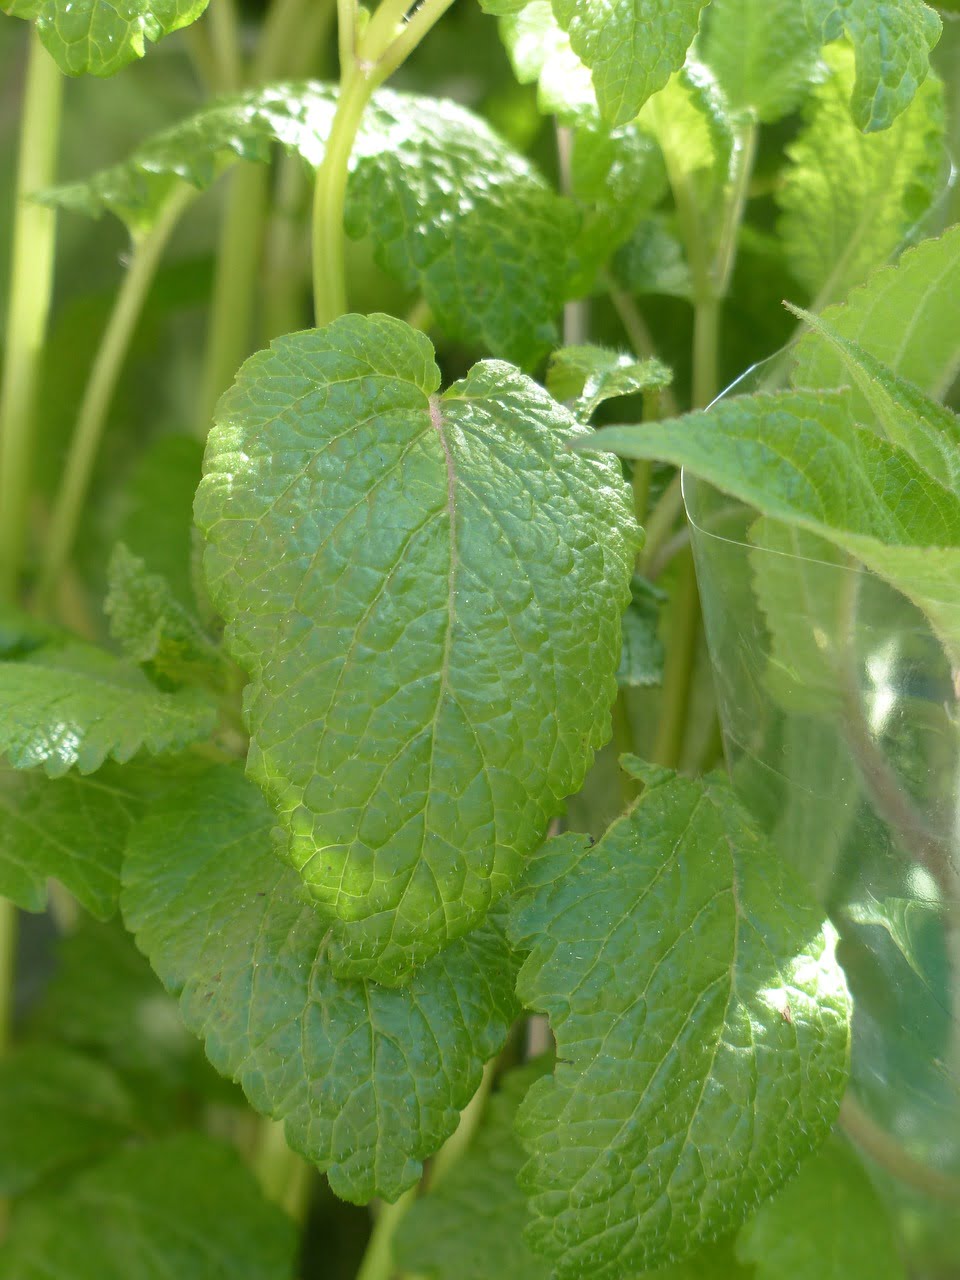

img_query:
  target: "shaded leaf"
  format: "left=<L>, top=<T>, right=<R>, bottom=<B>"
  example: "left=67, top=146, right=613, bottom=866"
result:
left=3, top=0, right=209, bottom=77
left=0, top=1046, right=136, bottom=1196
left=613, top=216, right=692, bottom=298
left=0, top=643, right=216, bottom=776
left=801, top=0, right=941, bottom=131
left=194, top=315, right=637, bottom=982
left=736, top=1136, right=905, bottom=1278
left=507, top=772, right=850, bottom=1276
left=121, top=766, right=521, bottom=1203
left=778, top=45, right=945, bottom=306
left=617, top=576, right=665, bottom=687
left=42, top=83, right=578, bottom=367
left=0, top=1135, right=297, bottom=1280
left=546, top=343, right=672, bottom=418
left=699, top=0, right=821, bottom=123
left=0, top=761, right=142, bottom=918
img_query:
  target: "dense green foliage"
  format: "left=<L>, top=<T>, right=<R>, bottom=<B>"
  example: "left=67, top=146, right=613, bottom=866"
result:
left=0, top=0, right=958, bottom=1276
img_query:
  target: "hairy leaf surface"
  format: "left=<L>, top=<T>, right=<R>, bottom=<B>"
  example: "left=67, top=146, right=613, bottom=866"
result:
left=121, top=766, right=520, bottom=1202
left=42, top=83, right=577, bottom=366
left=0, top=644, right=215, bottom=776
left=394, top=1062, right=551, bottom=1280
left=547, top=344, right=671, bottom=419
left=0, top=1135, right=296, bottom=1279
left=0, top=1046, right=135, bottom=1195
left=791, top=223, right=960, bottom=403
left=778, top=46, right=945, bottom=305
left=194, top=315, right=636, bottom=982
left=801, top=0, right=941, bottom=131
left=508, top=769, right=851, bottom=1276
left=2, top=0, right=208, bottom=76
left=550, top=0, right=710, bottom=125
left=587, top=390, right=960, bottom=662
left=736, top=1137, right=905, bottom=1278
left=0, top=761, right=143, bottom=918
left=699, top=0, right=821, bottom=123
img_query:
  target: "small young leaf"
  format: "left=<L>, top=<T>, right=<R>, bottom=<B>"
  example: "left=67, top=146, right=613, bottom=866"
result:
left=736, top=1136, right=905, bottom=1278
left=613, top=217, right=693, bottom=298
left=0, top=1046, right=136, bottom=1196
left=778, top=46, right=945, bottom=306
left=105, top=543, right=224, bottom=688
left=0, top=643, right=216, bottom=776
left=791, top=223, right=960, bottom=410
left=2, top=0, right=209, bottom=77
left=638, top=61, right=734, bottom=212
left=42, top=83, right=578, bottom=367
left=0, top=761, right=143, bottom=918
left=801, top=0, right=941, bottom=131
left=549, top=0, right=710, bottom=126
left=547, top=344, right=672, bottom=419
left=194, top=315, right=637, bottom=983
left=0, top=1135, right=297, bottom=1280
left=508, top=773, right=851, bottom=1276
left=586, top=389, right=960, bottom=662
left=394, top=1062, right=552, bottom=1280
left=698, top=0, right=821, bottom=123
left=121, top=766, right=520, bottom=1203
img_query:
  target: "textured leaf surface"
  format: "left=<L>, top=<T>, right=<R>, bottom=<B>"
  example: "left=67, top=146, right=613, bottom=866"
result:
left=194, top=315, right=636, bottom=982
left=507, top=770, right=850, bottom=1276
left=699, top=0, right=821, bottom=122
left=0, top=1046, right=135, bottom=1195
left=778, top=46, right=944, bottom=305
left=616, top=576, right=665, bottom=688
left=0, top=761, right=142, bottom=917
left=0, top=1135, right=296, bottom=1280
left=394, top=1063, right=551, bottom=1280
left=587, top=389, right=960, bottom=662
left=546, top=344, right=671, bottom=419
left=638, top=62, right=733, bottom=211
left=2, top=0, right=209, bottom=76
left=499, top=1, right=597, bottom=123
left=791, top=224, right=960, bottom=404
left=121, top=766, right=520, bottom=1202
left=550, top=0, right=710, bottom=125
left=0, top=644, right=215, bottom=776
left=801, top=0, right=941, bottom=131
left=105, top=543, right=224, bottom=688
left=43, top=83, right=577, bottom=366
left=736, top=1137, right=905, bottom=1278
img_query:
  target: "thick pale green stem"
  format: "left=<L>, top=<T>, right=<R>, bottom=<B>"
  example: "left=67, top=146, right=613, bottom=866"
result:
left=37, top=188, right=192, bottom=607
left=208, top=0, right=244, bottom=89
left=0, top=33, right=63, bottom=600
left=355, top=1188, right=418, bottom=1280
left=197, top=163, right=269, bottom=435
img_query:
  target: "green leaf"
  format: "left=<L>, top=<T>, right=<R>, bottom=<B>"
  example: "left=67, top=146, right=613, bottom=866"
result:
left=508, top=773, right=851, bottom=1276
left=612, top=216, right=692, bottom=298
left=638, top=60, right=734, bottom=212
left=121, top=766, right=521, bottom=1203
left=0, top=1135, right=296, bottom=1279
left=801, top=0, right=941, bottom=131
left=0, top=761, right=143, bottom=918
left=194, top=315, right=637, bottom=983
left=42, top=83, right=578, bottom=367
left=498, top=1, right=597, bottom=123
left=2, top=0, right=209, bottom=77
left=549, top=0, right=710, bottom=126
left=394, top=1062, right=552, bottom=1280
left=791, top=223, right=960, bottom=407
left=546, top=344, right=672, bottom=418
left=0, top=1046, right=136, bottom=1196
left=105, top=543, right=224, bottom=689
left=778, top=45, right=945, bottom=306
left=785, top=304, right=960, bottom=489
left=698, top=0, right=821, bottom=123
left=736, top=1136, right=905, bottom=1278
left=586, top=389, right=960, bottom=663
left=0, top=643, right=216, bottom=776
left=617, top=575, right=665, bottom=687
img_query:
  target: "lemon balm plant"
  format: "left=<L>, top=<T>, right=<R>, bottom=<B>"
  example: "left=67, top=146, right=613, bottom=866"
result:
left=0, top=0, right=958, bottom=1276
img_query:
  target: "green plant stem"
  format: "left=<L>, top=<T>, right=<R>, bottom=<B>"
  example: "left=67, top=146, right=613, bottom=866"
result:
left=0, top=33, right=63, bottom=601
left=37, top=188, right=193, bottom=608
left=254, top=0, right=332, bottom=80
left=197, top=162, right=270, bottom=436
left=0, top=898, right=15, bottom=1056
left=208, top=0, right=244, bottom=89
left=262, top=154, right=312, bottom=341
left=355, top=1188, right=418, bottom=1280
left=429, top=1059, right=495, bottom=1188
left=651, top=550, right=700, bottom=770
left=604, top=278, right=679, bottom=419
left=714, top=122, right=758, bottom=298
left=839, top=1095, right=960, bottom=1203
left=253, top=1120, right=312, bottom=1220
